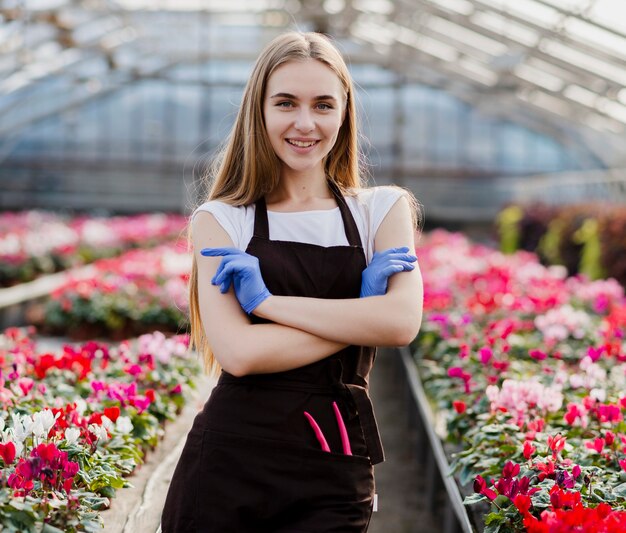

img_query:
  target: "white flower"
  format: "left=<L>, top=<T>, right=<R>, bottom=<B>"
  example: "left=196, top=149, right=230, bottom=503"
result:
left=115, top=416, right=133, bottom=435
left=11, top=412, right=33, bottom=442
left=569, top=374, right=584, bottom=389
left=75, top=399, right=87, bottom=415
left=88, top=424, right=109, bottom=442
left=64, top=427, right=81, bottom=445
left=590, top=388, right=606, bottom=402
left=32, top=409, right=58, bottom=438
left=0, top=417, right=5, bottom=432
left=101, top=415, right=114, bottom=432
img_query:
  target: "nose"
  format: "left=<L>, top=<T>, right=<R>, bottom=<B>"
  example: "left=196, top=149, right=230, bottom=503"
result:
left=294, top=108, right=314, bottom=133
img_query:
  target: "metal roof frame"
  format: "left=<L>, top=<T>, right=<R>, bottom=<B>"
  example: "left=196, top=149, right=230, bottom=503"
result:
left=1, top=0, right=626, bottom=166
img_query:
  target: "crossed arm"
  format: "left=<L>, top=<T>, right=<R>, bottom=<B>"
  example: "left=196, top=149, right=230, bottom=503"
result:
left=192, top=196, right=424, bottom=377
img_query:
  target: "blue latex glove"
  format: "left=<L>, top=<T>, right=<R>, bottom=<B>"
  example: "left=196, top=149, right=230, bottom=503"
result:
left=200, top=247, right=271, bottom=314
left=360, top=246, right=417, bottom=297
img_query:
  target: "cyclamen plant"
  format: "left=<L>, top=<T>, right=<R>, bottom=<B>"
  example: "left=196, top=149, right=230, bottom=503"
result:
left=0, top=211, right=187, bottom=287
left=412, top=230, right=626, bottom=531
left=0, top=327, right=200, bottom=531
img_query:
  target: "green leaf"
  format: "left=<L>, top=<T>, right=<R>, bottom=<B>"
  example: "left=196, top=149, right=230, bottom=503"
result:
left=42, top=524, right=66, bottom=533
left=99, top=485, right=117, bottom=499
left=459, top=463, right=476, bottom=486
left=463, top=493, right=485, bottom=505
left=613, top=483, right=626, bottom=497
left=484, top=522, right=502, bottom=533
left=485, top=512, right=504, bottom=526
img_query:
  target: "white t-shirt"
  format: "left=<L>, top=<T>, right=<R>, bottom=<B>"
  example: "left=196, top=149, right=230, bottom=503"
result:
left=191, top=186, right=405, bottom=264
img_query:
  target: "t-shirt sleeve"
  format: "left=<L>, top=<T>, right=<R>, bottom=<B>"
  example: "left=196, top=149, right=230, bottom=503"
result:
left=191, top=200, right=244, bottom=249
left=368, top=186, right=406, bottom=241
left=349, top=186, right=407, bottom=264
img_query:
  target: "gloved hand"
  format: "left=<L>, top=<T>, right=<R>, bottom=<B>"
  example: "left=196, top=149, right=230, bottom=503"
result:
left=360, top=246, right=417, bottom=297
left=200, top=247, right=271, bottom=314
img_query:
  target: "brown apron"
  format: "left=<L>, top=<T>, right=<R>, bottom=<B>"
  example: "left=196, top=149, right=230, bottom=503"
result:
left=161, top=180, right=384, bottom=532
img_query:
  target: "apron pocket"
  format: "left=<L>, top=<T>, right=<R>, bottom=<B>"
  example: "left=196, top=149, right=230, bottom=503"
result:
left=196, top=428, right=374, bottom=531
left=202, top=427, right=372, bottom=465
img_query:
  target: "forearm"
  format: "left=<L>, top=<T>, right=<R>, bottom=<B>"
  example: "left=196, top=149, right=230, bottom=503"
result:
left=212, top=320, right=347, bottom=376
left=253, top=291, right=422, bottom=347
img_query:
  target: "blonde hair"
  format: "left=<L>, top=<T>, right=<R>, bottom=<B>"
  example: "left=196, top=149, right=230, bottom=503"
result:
left=189, top=31, right=422, bottom=375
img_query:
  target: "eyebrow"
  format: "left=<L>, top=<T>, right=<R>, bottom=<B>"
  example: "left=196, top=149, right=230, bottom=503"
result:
left=269, top=92, right=338, bottom=102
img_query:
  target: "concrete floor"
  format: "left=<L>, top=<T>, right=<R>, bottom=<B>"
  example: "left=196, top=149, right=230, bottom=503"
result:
left=369, top=349, right=440, bottom=533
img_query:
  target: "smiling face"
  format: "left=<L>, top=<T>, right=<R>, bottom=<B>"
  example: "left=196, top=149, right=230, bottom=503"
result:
left=263, top=58, right=346, bottom=179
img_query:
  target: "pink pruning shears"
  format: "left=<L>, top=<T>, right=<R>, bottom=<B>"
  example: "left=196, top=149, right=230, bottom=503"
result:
left=303, top=401, right=352, bottom=455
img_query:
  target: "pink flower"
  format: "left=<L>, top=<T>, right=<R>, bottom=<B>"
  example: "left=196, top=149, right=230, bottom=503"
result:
left=529, top=349, right=547, bottom=361
left=447, top=367, right=472, bottom=393
left=17, top=378, right=34, bottom=396
left=618, top=459, right=626, bottom=472
left=564, top=403, right=585, bottom=426
left=585, top=438, right=604, bottom=454
left=586, top=345, right=605, bottom=362
left=479, top=347, right=493, bottom=365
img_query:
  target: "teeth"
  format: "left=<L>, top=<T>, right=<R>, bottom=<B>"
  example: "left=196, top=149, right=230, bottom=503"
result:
left=288, top=139, right=317, bottom=147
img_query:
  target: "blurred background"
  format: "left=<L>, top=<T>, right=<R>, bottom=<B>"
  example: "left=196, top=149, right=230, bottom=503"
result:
left=2, top=0, right=625, bottom=230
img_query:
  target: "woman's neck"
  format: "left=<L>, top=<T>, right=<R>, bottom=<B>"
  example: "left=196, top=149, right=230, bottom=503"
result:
left=266, top=168, right=334, bottom=210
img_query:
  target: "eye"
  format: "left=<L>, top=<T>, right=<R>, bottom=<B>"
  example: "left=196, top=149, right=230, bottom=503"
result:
left=316, top=102, right=333, bottom=110
left=276, top=101, right=294, bottom=108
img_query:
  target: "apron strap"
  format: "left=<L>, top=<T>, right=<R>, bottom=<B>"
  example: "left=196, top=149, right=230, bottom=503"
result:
left=327, top=180, right=362, bottom=248
left=253, top=196, right=270, bottom=239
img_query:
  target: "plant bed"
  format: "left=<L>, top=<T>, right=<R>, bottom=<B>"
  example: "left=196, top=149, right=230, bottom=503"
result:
left=0, top=327, right=201, bottom=532
left=28, top=240, right=191, bottom=340
left=0, top=211, right=187, bottom=288
left=411, top=229, right=626, bottom=532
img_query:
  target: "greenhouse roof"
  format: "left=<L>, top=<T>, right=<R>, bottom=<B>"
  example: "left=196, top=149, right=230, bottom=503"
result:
left=2, top=0, right=626, bottom=165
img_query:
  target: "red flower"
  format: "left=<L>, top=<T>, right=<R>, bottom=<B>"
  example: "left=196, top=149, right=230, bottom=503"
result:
left=513, top=493, right=532, bottom=515
left=452, top=401, right=466, bottom=414
left=564, top=403, right=584, bottom=425
left=0, top=441, right=16, bottom=465
left=34, top=442, right=59, bottom=462
left=473, top=475, right=497, bottom=501
left=502, top=461, right=520, bottom=478
left=547, top=434, right=566, bottom=457
left=523, top=440, right=536, bottom=460
left=549, top=485, right=581, bottom=509
left=534, top=458, right=556, bottom=481
left=104, top=406, right=120, bottom=423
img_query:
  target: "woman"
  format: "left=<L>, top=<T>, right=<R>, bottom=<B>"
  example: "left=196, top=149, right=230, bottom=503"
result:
left=161, top=31, right=423, bottom=532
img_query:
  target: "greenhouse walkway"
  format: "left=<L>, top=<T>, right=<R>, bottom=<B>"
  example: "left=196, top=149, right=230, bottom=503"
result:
left=98, top=348, right=439, bottom=533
